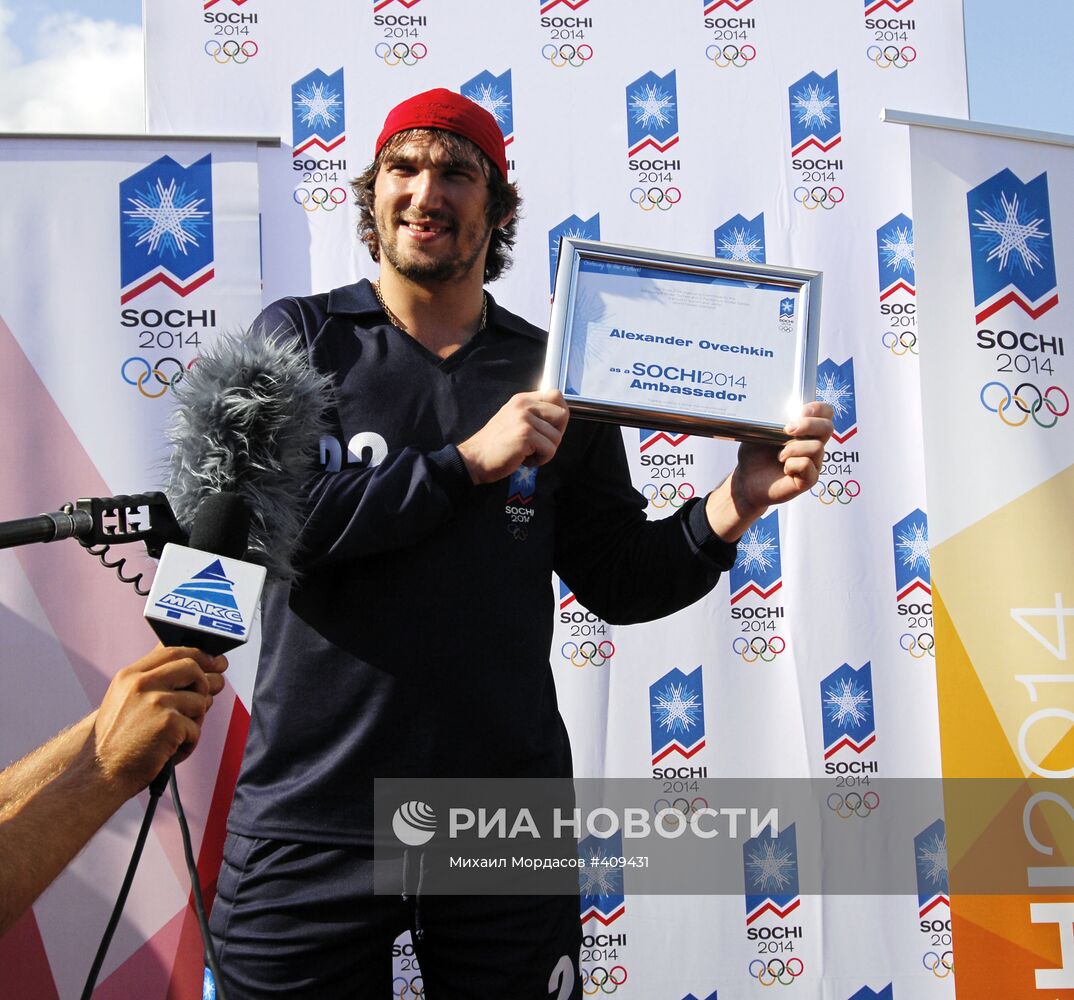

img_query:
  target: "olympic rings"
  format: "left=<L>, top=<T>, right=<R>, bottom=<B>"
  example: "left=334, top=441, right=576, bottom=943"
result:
left=979, top=381, right=1069, bottom=429
left=732, top=635, right=786, bottom=663
left=629, top=186, right=682, bottom=212
left=881, top=330, right=918, bottom=356
left=561, top=640, right=615, bottom=668
left=581, top=966, right=628, bottom=995
left=204, top=39, right=258, bottom=63
left=541, top=42, right=594, bottom=68
left=826, top=790, right=880, bottom=819
left=922, top=950, right=954, bottom=978
left=900, top=631, right=935, bottom=659
left=867, top=44, right=917, bottom=69
left=293, top=186, right=349, bottom=212
left=793, top=185, right=845, bottom=211
left=705, top=43, right=756, bottom=68
left=121, top=356, right=195, bottom=398
left=654, top=796, right=709, bottom=817
left=810, top=479, right=861, bottom=505
left=392, top=974, right=425, bottom=998
left=375, top=41, right=428, bottom=67
left=748, top=957, right=804, bottom=986
left=642, top=482, right=695, bottom=508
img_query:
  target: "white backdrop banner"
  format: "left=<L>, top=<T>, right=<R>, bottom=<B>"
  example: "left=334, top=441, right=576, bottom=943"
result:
left=76, top=0, right=978, bottom=996
left=903, top=112, right=1074, bottom=1000
left=0, top=134, right=262, bottom=998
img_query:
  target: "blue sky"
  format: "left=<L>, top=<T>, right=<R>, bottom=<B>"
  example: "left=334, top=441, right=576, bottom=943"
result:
left=1, top=0, right=1073, bottom=135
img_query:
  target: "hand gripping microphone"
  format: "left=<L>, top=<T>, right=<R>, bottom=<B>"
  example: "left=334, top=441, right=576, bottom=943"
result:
left=143, top=492, right=266, bottom=655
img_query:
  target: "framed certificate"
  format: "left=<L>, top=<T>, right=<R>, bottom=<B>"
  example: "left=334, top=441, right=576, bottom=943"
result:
left=542, top=239, right=822, bottom=444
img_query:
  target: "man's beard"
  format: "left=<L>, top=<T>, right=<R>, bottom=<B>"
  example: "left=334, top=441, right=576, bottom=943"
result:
left=377, top=212, right=491, bottom=283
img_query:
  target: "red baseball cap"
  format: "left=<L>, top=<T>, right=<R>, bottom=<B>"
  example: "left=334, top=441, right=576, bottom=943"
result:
left=375, top=88, right=509, bottom=179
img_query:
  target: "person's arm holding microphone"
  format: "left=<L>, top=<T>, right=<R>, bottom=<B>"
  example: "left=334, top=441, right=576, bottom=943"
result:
left=0, top=645, right=227, bottom=937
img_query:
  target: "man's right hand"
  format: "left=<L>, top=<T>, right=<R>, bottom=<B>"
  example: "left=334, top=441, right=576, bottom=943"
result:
left=457, top=390, right=570, bottom=485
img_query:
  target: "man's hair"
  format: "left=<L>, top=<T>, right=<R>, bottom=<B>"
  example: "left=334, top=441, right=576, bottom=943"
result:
left=350, top=128, right=521, bottom=283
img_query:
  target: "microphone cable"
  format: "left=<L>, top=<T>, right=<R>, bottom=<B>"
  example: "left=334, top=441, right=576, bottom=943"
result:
left=79, top=765, right=229, bottom=1000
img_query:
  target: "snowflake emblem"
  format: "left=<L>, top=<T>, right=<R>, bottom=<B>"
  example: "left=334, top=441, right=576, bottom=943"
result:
left=294, top=81, right=342, bottom=130
left=746, top=840, right=797, bottom=893
left=897, top=521, right=930, bottom=575
left=816, top=370, right=852, bottom=418
left=551, top=227, right=587, bottom=263
left=793, top=84, right=838, bottom=130
left=739, top=525, right=776, bottom=575
left=718, top=227, right=764, bottom=263
left=513, top=466, right=537, bottom=489
left=579, top=847, right=623, bottom=897
left=918, top=832, right=948, bottom=887
left=881, top=226, right=915, bottom=274
left=652, top=682, right=701, bottom=736
left=824, top=677, right=871, bottom=729
left=972, top=190, right=1050, bottom=276
left=470, top=83, right=511, bottom=125
left=630, top=84, right=675, bottom=131
left=123, top=179, right=209, bottom=258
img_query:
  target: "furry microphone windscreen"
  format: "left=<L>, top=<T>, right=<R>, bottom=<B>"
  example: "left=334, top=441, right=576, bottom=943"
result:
left=164, top=328, right=334, bottom=582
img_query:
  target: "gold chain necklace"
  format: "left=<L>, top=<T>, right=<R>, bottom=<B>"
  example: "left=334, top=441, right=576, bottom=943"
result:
left=372, top=280, right=487, bottom=334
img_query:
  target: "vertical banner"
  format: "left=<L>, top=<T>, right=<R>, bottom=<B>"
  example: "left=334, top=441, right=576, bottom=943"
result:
left=142, top=2, right=970, bottom=997
left=902, top=112, right=1074, bottom=998
left=0, top=135, right=262, bottom=997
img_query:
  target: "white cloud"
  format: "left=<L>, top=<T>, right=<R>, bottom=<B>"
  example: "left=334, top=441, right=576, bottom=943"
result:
left=0, top=5, right=144, bottom=132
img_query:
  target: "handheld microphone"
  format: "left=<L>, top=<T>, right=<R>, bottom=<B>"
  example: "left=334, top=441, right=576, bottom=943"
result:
left=143, top=492, right=267, bottom=655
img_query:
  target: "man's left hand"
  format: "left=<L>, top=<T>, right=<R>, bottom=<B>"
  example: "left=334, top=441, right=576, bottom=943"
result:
left=704, top=402, right=834, bottom=542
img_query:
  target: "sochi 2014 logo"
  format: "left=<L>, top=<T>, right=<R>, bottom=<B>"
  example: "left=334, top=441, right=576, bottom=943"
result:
left=915, top=818, right=949, bottom=918
left=893, top=509, right=930, bottom=602
left=715, top=212, right=766, bottom=264
left=788, top=70, right=840, bottom=157
left=730, top=512, right=781, bottom=604
left=626, top=70, right=679, bottom=156
left=120, top=155, right=214, bottom=304
left=649, top=666, right=706, bottom=766
left=967, top=168, right=1058, bottom=323
left=821, top=662, right=876, bottom=759
left=894, top=509, right=933, bottom=659
left=505, top=465, right=537, bottom=539
left=816, top=358, right=857, bottom=443
left=374, top=0, right=423, bottom=10
left=579, top=830, right=626, bottom=925
left=744, top=822, right=800, bottom=922
left=705, top=0, right=754, bottom=11
left=878, top=214, right=915, bottom=299
left=865, top=0, right=912, bottom=13
left=559, top=579, right=614, bottom=669
left=461, top=69, right=514, bottom=147
left=549, top=213, right=600, bottom=293
left=640, top=428, right=690, bottom=452
left=848, top=988, right=893, bottom=1000
left=542, top=0, right=591, bottom=11
left=292, top=68, right=345, bottom=157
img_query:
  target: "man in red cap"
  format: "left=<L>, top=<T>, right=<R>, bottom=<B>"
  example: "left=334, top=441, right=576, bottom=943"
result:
left=210, top=89, right=832, bottom=998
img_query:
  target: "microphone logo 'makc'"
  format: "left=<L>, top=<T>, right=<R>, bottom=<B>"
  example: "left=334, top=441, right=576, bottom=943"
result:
left=155, top=559, right=246, bottom=637
left=119, top=155, right=214, bottom=304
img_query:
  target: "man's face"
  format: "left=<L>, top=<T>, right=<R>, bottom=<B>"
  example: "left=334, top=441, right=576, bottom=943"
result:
left=373, top=132, right=498, bottom=284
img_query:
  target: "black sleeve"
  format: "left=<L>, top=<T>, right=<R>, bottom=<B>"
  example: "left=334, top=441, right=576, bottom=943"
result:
left=253, top=299, right=477, bottom=568
left=552, top=423, right=738, bottom=625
